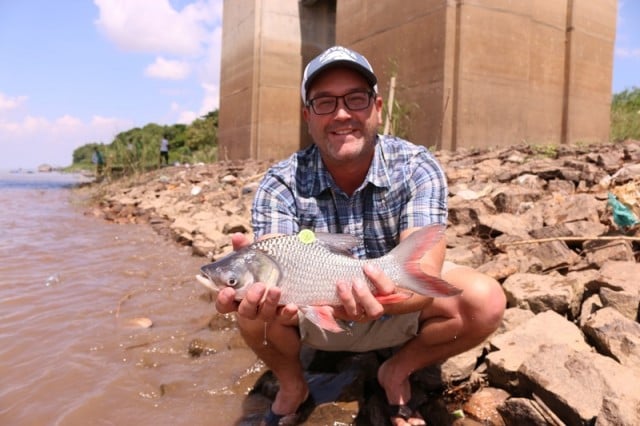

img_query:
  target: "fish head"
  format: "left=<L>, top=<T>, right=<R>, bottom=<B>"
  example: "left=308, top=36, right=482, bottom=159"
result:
left=196, top=248, right=281, bottom=300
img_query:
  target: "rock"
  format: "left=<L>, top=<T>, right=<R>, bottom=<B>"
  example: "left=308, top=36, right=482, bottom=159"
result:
left=497, top=397, right=562, bottom=426
left=494, top=308, right=535, bottom=335
left=542, top=193, right=603, bottom=226
left=502, top=273, right=574, bottom=315
left=463, top=387, right=509, bottom=425
left=518, top=344, right=640, bottom=426
left=477, top=212, right=532, bottom=239
left=122, top=317, right=153, bottom=328
left=589, top=260, right=640, bottom=320
left=528, top=225, right=582, bottom=271
left=582, top=307, right=640, bottom=371
left=486, top=310, right=592, bottom=391
left=446, top=243, right=487, bottom=267
left=584, top=238, right=636, bottom=266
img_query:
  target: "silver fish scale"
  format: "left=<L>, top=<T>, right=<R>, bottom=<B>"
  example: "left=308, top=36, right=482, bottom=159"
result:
left=251, top=235, right=403, bottom=306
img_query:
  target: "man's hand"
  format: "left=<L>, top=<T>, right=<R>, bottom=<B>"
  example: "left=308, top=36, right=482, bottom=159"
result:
left=214, top=233, right=251, bottom=314
left=214, top=233, right=299, bottom=325
left=333, top=264, right=396, bottom=321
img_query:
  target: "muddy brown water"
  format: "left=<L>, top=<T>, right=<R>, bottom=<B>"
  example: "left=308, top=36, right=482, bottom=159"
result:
left=0, top=173, right=265, bottom=425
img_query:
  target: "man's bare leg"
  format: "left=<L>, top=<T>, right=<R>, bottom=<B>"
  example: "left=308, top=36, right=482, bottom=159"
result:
left=237, top=315, right=309, bottom=417
left=378, top=267, right=506, bottom=426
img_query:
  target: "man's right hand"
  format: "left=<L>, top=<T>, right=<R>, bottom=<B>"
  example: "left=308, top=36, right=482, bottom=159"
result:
left=214, top=232, right=251, bottom=314
left=214, top=233, right=299, bottom=325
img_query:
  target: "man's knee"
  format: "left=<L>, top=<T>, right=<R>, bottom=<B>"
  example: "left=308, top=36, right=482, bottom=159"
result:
left=444, top=265, right=506, bottom=335
left=464, top=274, right=506, bottom=334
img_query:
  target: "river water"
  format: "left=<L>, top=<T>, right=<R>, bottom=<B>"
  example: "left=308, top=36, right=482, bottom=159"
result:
left=0, top=171, right=264, bottom=425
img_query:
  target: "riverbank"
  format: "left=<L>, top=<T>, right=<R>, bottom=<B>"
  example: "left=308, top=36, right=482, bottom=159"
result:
left=80, top=141, right=640, bottom=425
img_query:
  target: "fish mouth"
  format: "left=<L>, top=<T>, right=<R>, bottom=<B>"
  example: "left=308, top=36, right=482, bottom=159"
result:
left=195, top=274, right=218, bottom=292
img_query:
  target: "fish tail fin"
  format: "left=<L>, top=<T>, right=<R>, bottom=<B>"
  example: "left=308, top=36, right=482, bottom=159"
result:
left=392, top=224, right=462, bottom=298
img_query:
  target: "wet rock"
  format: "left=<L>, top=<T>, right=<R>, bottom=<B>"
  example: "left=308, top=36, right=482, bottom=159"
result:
left=462, top=387, right=509, bottom=425
left=187, top=338, right=217, bottom=357
left=122, top=317, right=153, bottom=329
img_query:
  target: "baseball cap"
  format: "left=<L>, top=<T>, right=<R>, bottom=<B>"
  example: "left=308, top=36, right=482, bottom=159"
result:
left=301, top=45, right=378, bottom=104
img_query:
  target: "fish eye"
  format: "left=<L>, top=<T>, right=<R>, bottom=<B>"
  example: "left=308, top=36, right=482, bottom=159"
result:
left=227, top=277, right=238, bottom=287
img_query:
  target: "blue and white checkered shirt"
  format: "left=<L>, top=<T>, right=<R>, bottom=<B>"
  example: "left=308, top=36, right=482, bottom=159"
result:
left=251, top=135, right=448, bottom=259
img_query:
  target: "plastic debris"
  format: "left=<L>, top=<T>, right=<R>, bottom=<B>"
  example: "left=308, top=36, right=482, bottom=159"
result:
left=607, top=192, right=639, bottom=229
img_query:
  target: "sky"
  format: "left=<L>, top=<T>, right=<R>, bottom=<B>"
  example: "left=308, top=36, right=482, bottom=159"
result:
left=0, top=1, right=638, bottom=170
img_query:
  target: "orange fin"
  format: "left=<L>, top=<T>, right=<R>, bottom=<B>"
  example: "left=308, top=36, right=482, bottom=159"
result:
left=302, top=306, right=345, bottom=333
left=375, top=291, right=412, bottom=304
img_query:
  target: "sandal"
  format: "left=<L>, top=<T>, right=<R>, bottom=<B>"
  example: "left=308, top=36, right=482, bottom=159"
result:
left=262, top=394, right=316, bottom=426
left=388, top=397, right=426, bottom=426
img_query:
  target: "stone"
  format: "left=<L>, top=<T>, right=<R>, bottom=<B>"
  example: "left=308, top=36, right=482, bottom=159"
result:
left=502, top=273, right=574, bottom=315
left=583, top=306, right=640, bottom=371
left=518, top=344, right=640, bottom=426
left=486, top=311, right=591, bottom=391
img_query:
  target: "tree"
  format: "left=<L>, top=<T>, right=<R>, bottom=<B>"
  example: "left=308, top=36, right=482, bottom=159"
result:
left=185, top=113, right=217, bottom=151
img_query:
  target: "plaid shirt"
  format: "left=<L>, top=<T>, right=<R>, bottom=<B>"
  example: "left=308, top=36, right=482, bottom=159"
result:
left=251, top=135, right=448, bottom=259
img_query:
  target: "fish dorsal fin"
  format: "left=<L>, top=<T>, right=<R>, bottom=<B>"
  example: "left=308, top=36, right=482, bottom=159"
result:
left=314, top=232, right=361, bottom=256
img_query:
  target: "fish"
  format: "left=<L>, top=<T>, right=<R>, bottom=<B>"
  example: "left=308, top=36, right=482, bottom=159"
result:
left=196, top=224, right=462, bottom=332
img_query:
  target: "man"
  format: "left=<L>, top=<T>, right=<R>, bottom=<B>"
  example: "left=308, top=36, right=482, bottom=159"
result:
left=159, top=136, right=169, bottom=166
left=92, top=147, right=105, bottom=179
left=215, top=46, right=506, bottom=426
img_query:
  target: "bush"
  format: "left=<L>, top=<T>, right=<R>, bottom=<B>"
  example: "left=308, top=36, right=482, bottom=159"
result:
left=611, top=87, right=640, bottom=142
left=70, top=110, right=219, bottom=175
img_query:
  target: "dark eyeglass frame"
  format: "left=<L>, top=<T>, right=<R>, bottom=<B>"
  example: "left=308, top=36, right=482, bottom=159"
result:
left=305, top=90, right=375, bottom=115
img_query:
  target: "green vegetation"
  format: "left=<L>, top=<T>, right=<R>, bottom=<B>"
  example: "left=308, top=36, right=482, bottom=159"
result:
left=69, top=110, right=218, bottom=176
left=70, top=86, right=639, bottom=178
left=531, top=143, right=559, bottom=159
left=380, top=58, right=419, bottom=140
left=610, top=87, right=640, bottom=142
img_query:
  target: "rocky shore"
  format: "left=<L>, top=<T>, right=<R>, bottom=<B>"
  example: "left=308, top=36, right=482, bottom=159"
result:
left=82, top=140, right=640, bottom=425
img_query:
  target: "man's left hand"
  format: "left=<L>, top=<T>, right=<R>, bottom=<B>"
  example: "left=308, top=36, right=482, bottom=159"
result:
left=333, top=264, right=396, bottom=321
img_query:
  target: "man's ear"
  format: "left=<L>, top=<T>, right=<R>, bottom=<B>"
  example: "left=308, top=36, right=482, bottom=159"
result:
left=375, top=96, right=383, bottom=122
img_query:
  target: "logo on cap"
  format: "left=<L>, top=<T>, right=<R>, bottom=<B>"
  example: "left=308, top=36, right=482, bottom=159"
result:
left=317, top=46, right=359, bottom=65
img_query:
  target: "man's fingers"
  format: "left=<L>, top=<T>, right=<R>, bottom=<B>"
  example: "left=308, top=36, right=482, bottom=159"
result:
left=336, top=279, right=358, bottom=316
left=353, top=277, right=384, bottom=319
left=215, top=287, right=239, bottom=314
left=279, top=303, right=300, bottom=326
left=363, top=263, right=396, bottom=294
left=231, top=232, right=251, bottom=251
left=237, top=282, right=266, bottom=319
left=257, top=287, right=282, bottom=321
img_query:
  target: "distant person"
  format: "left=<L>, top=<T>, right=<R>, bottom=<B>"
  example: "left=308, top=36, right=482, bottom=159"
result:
left=92, top=147, right=105, bottom=178
left=159, top=136, right=170, bottom=166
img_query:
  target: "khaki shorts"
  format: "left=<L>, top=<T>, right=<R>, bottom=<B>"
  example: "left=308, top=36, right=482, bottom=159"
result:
left=299, top=261, right=458, bottom=352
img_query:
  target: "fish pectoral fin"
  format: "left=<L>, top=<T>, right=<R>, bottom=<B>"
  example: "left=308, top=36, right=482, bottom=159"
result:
left=302, top=306, right=345, bottom=333
left=374, top=291, right=413, bottom=304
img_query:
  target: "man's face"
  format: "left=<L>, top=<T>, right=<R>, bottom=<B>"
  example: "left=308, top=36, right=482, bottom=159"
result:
left=303, top=67, right=382, bottom=166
